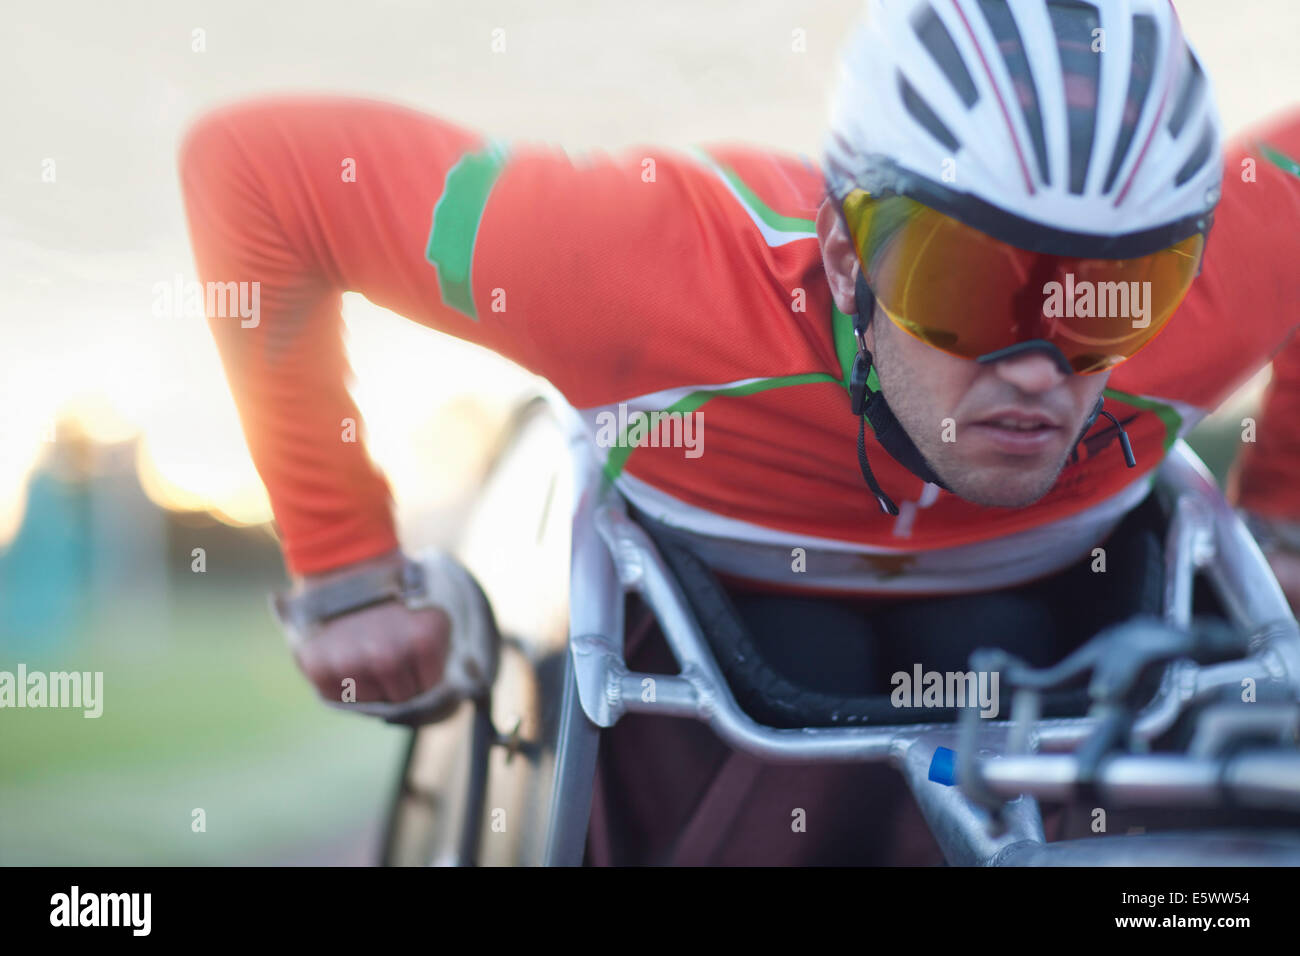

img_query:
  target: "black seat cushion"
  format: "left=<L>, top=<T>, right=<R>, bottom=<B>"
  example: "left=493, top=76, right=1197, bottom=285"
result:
left=632, top=490, right=1166, bottom=727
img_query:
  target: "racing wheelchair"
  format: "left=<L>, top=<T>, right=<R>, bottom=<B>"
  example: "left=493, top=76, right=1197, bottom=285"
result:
left=378, top=391, right=1300, bottom=866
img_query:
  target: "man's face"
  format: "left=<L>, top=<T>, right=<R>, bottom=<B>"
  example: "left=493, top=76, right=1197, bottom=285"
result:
left=817, top=198, right=1110, bottom=508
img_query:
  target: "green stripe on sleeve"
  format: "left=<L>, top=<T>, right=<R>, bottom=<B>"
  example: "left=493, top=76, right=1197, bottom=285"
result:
left=425, top=142, right=508, bottom=320
left=1259, top=141, right=1300, bottom=180
left=694, top=148, right=817, bottom=235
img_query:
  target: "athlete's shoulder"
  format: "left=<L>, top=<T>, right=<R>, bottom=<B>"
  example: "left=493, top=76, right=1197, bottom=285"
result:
left=689, top=144, right=827, bottom=235
left=1111, top=108, right=1300, bottom=413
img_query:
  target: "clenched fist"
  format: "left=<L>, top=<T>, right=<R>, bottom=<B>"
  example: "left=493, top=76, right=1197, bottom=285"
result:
left=294, top=599, right=452, bottom=706
left=279, top=547, right=499, bottom=724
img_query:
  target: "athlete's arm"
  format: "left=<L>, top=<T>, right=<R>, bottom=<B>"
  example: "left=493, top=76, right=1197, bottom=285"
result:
left=1103, top=107, right=1300, bottom=611
left=1218, top=110, right=1300, bottom=612
left=179, top=94, right=743, bottom=577
left=180, top=97, right=496, bottom=578
left=178, top=95, right=751, bottom=703
left=1234, top=324, right=1300, bottom=614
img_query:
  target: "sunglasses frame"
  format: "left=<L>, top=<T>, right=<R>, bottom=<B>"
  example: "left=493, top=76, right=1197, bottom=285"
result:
left=838, top=184, right=1211, bottom=377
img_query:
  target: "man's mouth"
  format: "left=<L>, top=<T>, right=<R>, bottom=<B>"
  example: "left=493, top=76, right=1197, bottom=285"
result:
left=973, top=409, right=1063, bottom=429
left=968, top=409, right=1064, bottom=454
left=980, top=418, right=1056, bottom=431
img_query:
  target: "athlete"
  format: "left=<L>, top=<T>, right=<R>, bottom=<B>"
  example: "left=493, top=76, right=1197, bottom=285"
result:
left=180, top=0, right=1300, bottom=863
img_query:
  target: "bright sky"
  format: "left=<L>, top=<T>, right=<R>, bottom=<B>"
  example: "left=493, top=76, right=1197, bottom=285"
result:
left=2, top=0, right=1296, bottom=547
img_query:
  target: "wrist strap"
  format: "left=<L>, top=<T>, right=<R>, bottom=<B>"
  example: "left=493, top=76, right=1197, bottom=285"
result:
left=274, top=559, right=426, bottom=634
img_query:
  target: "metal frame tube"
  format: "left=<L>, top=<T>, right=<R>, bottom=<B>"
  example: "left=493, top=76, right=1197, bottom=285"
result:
left=540, top=391, right=1300, bottom=864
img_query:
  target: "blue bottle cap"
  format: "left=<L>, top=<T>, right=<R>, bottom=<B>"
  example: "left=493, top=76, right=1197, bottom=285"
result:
left=928, top=745, right=957, bottom=786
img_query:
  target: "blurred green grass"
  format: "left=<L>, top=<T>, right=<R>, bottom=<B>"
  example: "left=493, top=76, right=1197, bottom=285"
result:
left=0, top=584, right=407, bottom=865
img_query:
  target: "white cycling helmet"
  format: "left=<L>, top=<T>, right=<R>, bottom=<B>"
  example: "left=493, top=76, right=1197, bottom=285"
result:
left=824, top=0, right=1222, bottom=257
left=824, top=1, right=1224, bottom=515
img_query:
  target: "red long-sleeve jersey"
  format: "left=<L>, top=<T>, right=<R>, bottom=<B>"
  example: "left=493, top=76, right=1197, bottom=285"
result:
left=179, top=96, right=1300, bottom=593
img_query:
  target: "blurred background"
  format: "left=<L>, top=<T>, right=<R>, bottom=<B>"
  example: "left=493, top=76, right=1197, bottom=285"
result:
left=0, top=0, right=1294, bottom=864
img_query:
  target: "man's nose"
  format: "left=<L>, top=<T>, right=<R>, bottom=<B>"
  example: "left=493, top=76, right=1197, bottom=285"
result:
left=989, top=350, right=1068, bottom=393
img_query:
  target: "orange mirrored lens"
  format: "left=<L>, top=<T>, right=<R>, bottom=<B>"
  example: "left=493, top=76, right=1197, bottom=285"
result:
left=842, top=190, right=1204, bottom=374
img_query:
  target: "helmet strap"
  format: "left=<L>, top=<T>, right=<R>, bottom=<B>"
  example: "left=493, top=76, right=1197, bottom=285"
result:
left=847, top=272, right=1136, bottom=516
left=850, top=271, right=950, bottom=515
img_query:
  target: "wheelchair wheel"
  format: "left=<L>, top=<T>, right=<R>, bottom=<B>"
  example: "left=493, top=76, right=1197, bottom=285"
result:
left=379, top=696, right=492, bottom=866
left=380, top=396, right=573, bottom=866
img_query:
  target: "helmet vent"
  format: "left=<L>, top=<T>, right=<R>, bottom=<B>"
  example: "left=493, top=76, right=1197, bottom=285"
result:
left=976, top=0, right=1050, bottom=186
left=1101, top=13, right=1158, bottom=195
left=898, top=72, right=961, bottom=152
left=1166, top=48, right=1205, bottom=138
left=1174, top=121, right=1215, bottom=187
left=1047, top=0, right=1102, bottom=195
left=911, top=4, right=979, bottom=108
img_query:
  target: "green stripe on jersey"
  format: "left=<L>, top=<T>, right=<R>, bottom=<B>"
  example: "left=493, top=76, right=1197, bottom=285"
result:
left=691, top=147, right=817, bottom=238
left=425, top=142, right=508, bottom=320
left=831, top=301, right=857, bottom=388
left=1259, top=141, right=1300, bottom=180
left=713, top=165, right=817, bottom=234
left=602, top=372, right=839, bottom=480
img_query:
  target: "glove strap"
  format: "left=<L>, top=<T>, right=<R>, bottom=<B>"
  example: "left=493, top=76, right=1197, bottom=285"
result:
left=272, top=559, right=426, bottom=635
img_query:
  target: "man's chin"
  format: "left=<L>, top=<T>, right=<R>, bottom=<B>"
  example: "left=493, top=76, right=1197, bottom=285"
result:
left=940, top=463, right=1066, bottom=509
